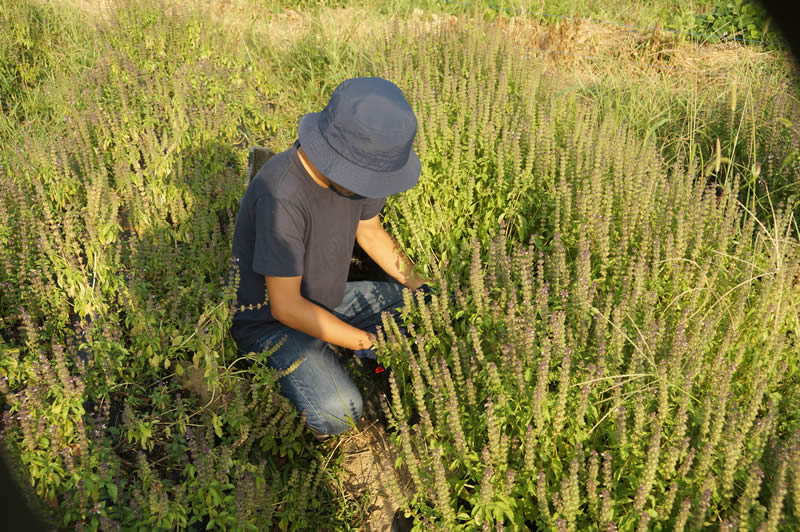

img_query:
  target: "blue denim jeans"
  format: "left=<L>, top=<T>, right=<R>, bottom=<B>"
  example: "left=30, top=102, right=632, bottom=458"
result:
left=236, top=281, right=405, bottom=435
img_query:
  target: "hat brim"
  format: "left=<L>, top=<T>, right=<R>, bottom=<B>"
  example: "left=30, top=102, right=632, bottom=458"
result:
left=297, top=113, right=421, bottom=199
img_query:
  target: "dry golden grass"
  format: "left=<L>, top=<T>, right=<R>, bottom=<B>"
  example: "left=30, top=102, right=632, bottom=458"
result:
left=49, top=0, right=388, bottom=46
left=48, top=0, right=790, bottom=93
left=487, top=13, right=788, bottom=90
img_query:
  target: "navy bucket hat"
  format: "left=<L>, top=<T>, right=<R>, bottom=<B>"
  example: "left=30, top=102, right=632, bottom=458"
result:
left=297, top=77, right=421, bottom=198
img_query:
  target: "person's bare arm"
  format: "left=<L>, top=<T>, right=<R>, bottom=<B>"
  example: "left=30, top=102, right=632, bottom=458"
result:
left=265, top=275, right=375, bottom=350
left=355, top=215, right=428, bottom=290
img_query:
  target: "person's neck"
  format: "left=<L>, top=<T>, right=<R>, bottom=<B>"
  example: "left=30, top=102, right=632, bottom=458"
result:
left=297, top=147, right=332, bottom=189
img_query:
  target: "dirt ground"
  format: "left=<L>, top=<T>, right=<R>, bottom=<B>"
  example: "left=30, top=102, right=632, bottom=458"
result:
left=335, top=417, right=412, bottom=531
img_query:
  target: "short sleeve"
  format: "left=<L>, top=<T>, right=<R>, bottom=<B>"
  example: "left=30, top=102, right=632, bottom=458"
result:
left=253, top=194, right=306, bottom=277
left=360, top=197, right=386, bottom=220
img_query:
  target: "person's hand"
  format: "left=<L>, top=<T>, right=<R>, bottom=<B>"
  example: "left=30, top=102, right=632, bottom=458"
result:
left=354, top=331, right=377, bottom=359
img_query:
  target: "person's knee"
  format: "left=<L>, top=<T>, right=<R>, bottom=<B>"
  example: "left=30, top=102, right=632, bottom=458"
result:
left=308, top=388, right=363, bottom=436
left=380, top=280, right=405, bottom=305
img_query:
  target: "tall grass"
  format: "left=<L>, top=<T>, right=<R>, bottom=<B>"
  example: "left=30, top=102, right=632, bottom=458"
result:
left=271, top=0, right=719, bottom=28
left=588, top=56, right=800, bottom=230
left=0, top=0, right=96, bottom=139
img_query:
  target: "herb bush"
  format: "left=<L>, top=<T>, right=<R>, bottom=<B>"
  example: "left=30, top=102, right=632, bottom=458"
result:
left=0, top=1, right=799, bottom=530
left=0, top=2, right=362, bottom=529
left=694, top=0, right=775, bottom=44
left=371, top=20, right=800, bottom=530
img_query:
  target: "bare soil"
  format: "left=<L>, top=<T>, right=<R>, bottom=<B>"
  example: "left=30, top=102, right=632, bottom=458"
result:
left=337, top=419, right=412, bottom=532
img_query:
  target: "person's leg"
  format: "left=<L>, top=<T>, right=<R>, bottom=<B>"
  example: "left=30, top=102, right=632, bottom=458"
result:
left=241, top=327, right=363, bottom=436
left=330, top=280, right=406, bottom=332
left=234, top=281, right=407, bottom=435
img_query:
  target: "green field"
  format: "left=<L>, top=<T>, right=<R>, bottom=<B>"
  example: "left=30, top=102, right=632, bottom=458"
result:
left=1, top=0, right=799, bottom=529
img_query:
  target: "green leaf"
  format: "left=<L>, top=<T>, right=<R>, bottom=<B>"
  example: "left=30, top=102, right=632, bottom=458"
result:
left=212, top=413, right=223, bottom=438
left=106, top=483, right=118, bottom=503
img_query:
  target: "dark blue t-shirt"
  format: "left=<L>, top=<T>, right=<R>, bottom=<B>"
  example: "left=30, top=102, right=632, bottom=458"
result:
left=229, top=141, right=385, bottom=350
